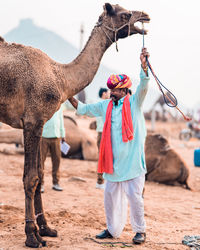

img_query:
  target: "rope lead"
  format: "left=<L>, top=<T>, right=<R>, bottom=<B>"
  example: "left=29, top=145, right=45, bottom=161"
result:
left=142, top=23, right=191, bottom=121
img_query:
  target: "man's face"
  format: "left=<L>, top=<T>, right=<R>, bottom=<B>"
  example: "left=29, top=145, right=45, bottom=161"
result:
left=110, top=88, right=126, bottom=103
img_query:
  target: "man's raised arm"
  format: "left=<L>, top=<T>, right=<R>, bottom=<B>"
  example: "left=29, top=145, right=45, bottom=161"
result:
left=68, top=97, right=78, bottom=109
left=68, top=96, right=105, bottom=118
left=140, top=48, right=149, bottom=77
left=135, top=48, right=150, bottom=107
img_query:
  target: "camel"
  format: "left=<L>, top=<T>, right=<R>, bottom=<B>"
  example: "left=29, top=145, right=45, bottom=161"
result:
left=0, top=116, right=99, bottom=160
left=0, top=128, right=23, bottom=146
left=145, top=132, right=190, bottom=189
left=0, top=3, right=150, bottom=247
left=62, top=115, right=98, bottom=160
left=153, top=94, right=167, bottom=121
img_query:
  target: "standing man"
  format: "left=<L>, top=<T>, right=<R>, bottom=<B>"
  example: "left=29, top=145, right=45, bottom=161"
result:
left=41, top=104, right=65, bottom=192
left=96, top=87, right=110, bottom=189
left=68, top=48, right=149, bottom=244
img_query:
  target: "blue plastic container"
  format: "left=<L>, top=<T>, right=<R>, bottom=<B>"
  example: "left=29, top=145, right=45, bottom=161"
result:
left=194, top=148, right=200, bottom=167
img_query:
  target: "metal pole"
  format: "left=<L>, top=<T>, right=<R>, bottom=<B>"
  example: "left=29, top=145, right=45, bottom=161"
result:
left=79, top=23, right=84, bottom=51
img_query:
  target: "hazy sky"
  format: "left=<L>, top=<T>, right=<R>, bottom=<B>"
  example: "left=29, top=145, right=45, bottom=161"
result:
left=0, top=0, right=199, bottom=109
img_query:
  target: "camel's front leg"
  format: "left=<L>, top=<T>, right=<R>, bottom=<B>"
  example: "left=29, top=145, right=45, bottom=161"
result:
left=34, top=141, right=57, bottom=238
left=23, top=123, right=42, bottom=248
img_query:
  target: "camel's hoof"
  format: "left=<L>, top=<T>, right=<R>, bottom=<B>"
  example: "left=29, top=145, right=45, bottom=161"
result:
left=35, top=230, right=46, bottom=247
left=25, top=233, right=42, bottom=248
left=39, top=225, right=57, bottom=237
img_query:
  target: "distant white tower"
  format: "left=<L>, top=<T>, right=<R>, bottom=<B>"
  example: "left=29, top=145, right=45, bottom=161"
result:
left=78, top=23, right=86, bottom=103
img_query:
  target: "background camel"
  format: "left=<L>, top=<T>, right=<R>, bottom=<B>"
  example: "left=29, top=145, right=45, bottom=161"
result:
left=0, top=3, right=150, bottom=248
left=0, top=116, right=99, bottom=160
left=0, top=128, right=23, bottom=146
left=145, top=133, right=190, bottom=189
left=63, top=116, right=98, bottom=160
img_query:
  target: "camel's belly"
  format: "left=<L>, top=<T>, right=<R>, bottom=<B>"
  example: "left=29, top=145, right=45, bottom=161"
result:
left=0, top=102, right=24, bottom=129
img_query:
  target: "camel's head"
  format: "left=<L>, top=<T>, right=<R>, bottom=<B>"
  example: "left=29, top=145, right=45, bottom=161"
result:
left=98, top=3, right=150, bottom=41
left=145, top=133, right=170, bottom=155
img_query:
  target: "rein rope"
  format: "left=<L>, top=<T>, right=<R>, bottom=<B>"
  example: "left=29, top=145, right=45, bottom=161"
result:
left=142, top=23, right=191, bottom=121
left=97, top=12, right=134, bottom=52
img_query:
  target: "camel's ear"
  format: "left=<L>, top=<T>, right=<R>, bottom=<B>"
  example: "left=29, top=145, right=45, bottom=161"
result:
left=104, top=3, right=115, bottom=16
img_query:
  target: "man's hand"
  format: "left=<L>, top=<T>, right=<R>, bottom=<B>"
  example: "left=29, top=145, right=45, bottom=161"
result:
left=68, top=97, right=78, bottom=109
left=140, top=48, right=150, bottom=76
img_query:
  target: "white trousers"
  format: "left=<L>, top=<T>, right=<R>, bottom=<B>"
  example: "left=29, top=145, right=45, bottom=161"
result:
left=104, top=175, right=145, bottom=238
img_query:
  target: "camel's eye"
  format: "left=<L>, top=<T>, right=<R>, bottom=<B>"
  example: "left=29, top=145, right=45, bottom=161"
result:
left=98, top=15, right=103, bottom=23
left=121, top=13, right=131, bottom=21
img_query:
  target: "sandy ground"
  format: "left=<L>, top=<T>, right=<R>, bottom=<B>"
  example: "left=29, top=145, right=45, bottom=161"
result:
left=0, top=116, right=200, bottom=250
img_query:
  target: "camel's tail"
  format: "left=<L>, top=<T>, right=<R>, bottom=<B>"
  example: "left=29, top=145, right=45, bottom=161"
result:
left=185, top=181, right=192, bottom=191
left=179, top=161, right=192, bottom=190
left=185, top=175, right=193, bottom=191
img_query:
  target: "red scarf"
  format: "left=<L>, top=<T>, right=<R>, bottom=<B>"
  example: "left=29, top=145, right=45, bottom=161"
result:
left=98, top=94, right=134, bottom=174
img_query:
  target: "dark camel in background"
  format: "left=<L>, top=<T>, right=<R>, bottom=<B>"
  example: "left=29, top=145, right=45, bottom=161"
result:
left=0, top=3, right=150, bottom=248
left=145, top=133, right=190, bottom=189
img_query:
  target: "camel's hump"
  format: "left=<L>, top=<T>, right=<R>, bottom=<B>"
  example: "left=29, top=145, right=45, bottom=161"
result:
left=0, top=36, right=5, bottom=42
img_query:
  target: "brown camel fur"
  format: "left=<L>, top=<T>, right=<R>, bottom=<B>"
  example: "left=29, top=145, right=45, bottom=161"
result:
left=145, top=133, right=190, bottom=189
left=0, top=3, right=150, bottom=247
left=63, top=116, right=98, bottom=160
left=0, top=128, right=23, bottom=145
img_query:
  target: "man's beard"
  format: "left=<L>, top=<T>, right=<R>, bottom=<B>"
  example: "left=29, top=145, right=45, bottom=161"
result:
left=110, top=94, right=119, bottom=105
left=110, top=94, right=117, bottom=100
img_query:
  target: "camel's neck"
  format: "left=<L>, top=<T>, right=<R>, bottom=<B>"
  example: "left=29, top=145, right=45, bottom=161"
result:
left=60, top=25, right=112, bottom=101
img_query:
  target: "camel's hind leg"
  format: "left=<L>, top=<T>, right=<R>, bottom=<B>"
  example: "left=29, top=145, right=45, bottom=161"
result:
left=34, top=141, right=57, bottom=238
left=23, top=120, right=44, bottom=248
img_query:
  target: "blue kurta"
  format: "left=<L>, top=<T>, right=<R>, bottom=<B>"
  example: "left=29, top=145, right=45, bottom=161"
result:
left=96, top=115, right=104, bottom=132
left=77, top=68, right=150, bottom=182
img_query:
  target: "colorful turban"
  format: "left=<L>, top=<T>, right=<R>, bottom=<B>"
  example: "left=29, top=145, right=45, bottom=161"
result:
left=107, top=74, right=132, bottom=89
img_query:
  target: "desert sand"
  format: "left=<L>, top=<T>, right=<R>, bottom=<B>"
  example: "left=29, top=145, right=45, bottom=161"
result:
left=0, top=113, right=200, bottom=250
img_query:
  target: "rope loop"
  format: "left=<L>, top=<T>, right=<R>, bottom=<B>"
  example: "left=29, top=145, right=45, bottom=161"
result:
left=99, top=11, right=134, bottom=51
left=146, top=59, right=178, bottom=108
